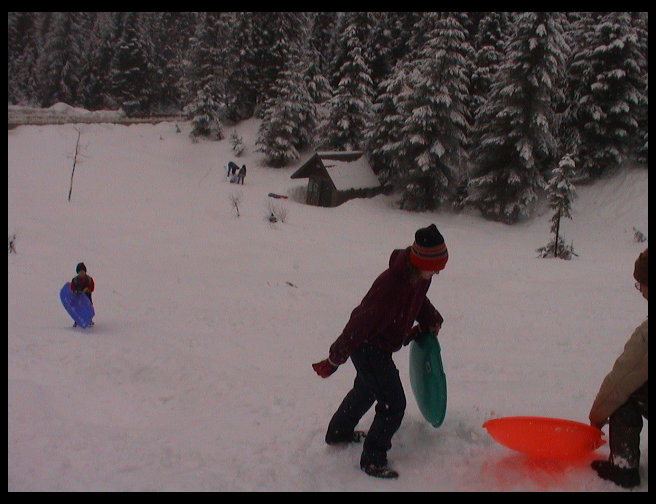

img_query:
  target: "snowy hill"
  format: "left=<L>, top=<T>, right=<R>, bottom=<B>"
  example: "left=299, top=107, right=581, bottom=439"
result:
left=8, top=119, right=648, bottom=491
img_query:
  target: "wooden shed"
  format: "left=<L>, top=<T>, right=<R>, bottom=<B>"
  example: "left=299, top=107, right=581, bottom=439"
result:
left=290, top=151, right=383, bottom=207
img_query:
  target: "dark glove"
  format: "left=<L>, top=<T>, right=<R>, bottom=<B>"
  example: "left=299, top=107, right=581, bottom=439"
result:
left=312, top=359, right=338, bottom=378
left=75, top=290, right=83, bottom=294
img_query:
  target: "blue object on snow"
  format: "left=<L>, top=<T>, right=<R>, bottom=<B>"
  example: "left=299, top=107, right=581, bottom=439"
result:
left=60, top=282, right=95, bottom=328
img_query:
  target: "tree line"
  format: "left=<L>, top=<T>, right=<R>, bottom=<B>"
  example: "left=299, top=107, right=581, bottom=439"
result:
left=8, top=12, right=648, bottom=223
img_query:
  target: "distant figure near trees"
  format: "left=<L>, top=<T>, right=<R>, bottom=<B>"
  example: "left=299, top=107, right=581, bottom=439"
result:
left=226, top=161, right=239, bottom=183
left=237, top=165, right=246, bottom=185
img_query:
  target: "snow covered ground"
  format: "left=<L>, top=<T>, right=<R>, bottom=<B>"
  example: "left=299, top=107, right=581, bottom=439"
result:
left=8, top=117, right=648, bottom=491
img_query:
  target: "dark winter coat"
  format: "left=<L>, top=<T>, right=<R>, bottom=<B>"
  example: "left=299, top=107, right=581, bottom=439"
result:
left=328, top=247, right=443, bottom=366
left=71, top=274, right=95, bottom=303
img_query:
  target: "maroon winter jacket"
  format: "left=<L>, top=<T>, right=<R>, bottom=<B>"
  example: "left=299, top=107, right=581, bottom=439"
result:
left=70, top=274, right=94, bottom=294
left=328, top=247, right=444, bottom=365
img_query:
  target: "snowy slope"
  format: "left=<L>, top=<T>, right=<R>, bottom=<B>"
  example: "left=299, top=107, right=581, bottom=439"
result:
left=8, top=119, right=648, bottom=491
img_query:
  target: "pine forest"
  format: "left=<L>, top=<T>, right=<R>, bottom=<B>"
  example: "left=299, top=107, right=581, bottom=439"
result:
left=8, top=12, right=648, bottom=223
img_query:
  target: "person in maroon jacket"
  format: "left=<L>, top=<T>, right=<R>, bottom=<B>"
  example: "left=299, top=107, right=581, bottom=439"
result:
left=70, top=262, right=95, bottom=326
left=312, top=224, right=448, bottom=479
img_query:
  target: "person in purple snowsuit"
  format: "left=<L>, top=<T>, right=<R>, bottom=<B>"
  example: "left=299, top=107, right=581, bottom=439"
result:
left=312, top=224, right=448, bottom=478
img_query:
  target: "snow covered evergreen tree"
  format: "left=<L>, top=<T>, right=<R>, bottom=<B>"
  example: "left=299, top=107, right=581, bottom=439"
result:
left=537, top=153, right=577, bottom=259
left=8, top=12, right=40, bottom=105
left=466, top=12, right=570, bottom=224
left=221, top=14, right=259, bottom=121
left=366, top=63, right=410, bottom=185
left=183, top=13, right=223, bottom=140
left=109, top=13, right=154, bottom=116
left=631, top=12, right=648, bottom=165
left=319, top=14, right=375, bottom=151
left=145, top=12, right=194, bottom=114
left=565, top=12, right=647, bottom=179
left=309, top=12, right=340, bottom=77
left=78, top=13, right=123, bottom=110
left=203, top=13, right=239, bottom=123
left=35, top=12, right=85, bottom=107
left=395, top=13, right=473, bottom=210
left=253, top=13, right=310, bottom=115
left=257, top=57, right=318, bottom=167
left=366, top=13, right=418, bottom=85
left=469, top=13, right=511, bottom=131
left=329, top=13, right=377, bottom=87
left=304, top=59, right=332, bottom=106
left=185, top=84, right=222, bottom=141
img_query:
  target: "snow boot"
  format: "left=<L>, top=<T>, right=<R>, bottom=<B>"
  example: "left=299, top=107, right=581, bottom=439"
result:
left=591, top=460, right=640, bottom=488
left=361, top=463, right=399, bottom=479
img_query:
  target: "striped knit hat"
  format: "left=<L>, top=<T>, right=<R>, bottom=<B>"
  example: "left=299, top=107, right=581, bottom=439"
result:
left=409, top=224, right=448, bottom=272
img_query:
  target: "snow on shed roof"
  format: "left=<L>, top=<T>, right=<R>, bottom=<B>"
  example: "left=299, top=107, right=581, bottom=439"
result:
left=322, top=157, right=380, bottom=191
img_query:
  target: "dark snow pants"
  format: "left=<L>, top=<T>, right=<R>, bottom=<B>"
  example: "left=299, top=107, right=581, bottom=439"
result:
left=325, top=343, right=406, bottom=467
left=609, top=381, right=648, bottom=469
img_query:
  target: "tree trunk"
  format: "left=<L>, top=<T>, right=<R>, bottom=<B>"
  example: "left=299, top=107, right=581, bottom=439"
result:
left=553, top=210, right=561, bottom=258
left=67, top=128, right=81, bottom=202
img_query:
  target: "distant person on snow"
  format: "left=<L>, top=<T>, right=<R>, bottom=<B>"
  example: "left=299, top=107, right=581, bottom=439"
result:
left=589, top=248, right=648, bottom=488
left=312, top=224, right=448, bottom=479
left=237, top=164, right=246, bottom=184
left=226, top=161, right=239, bottom=183
left=71, top=262, right=95, bottom=327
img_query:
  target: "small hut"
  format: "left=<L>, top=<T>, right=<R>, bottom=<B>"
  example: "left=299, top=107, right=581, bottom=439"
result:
left=291, top=151, right=382, bottom=207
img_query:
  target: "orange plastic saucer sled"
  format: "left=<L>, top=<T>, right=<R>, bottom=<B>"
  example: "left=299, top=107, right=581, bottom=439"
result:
left=483, top=416, right=605, bottom=460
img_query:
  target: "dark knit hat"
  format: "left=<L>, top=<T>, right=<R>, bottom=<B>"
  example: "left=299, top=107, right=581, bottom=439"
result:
left=409, top=224, right=448, bottom=272
left=633, top=248, right=647, bottom=286
left=76, top=262, right=87, bottom=273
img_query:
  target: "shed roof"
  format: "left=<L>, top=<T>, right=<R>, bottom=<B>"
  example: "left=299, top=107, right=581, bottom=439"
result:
left=323, top=157, right=380, bottom=191
left=291, top=151, right=379, bottom=191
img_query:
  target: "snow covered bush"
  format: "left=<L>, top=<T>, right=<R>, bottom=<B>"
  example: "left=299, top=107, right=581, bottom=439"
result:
left=267, top=200, right=288, bottom=224
left=230, top=131, right=245, bottom=156
left=8, top=233, right=17, bottom=254
left=633, top=227, right=647, bottom=243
